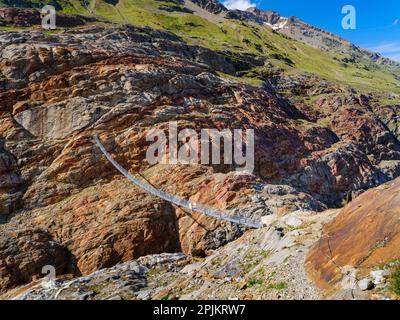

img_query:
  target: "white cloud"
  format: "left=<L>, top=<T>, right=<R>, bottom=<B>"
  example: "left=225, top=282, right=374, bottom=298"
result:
left=393, top=19, right=399, bottom=25
left=223, top=0, right=256, bottom=11
left=369, top=42, right=400, bottom=62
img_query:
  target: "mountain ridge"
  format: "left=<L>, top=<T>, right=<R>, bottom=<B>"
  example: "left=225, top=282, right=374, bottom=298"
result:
left=186, top=1, right=400, bottom=68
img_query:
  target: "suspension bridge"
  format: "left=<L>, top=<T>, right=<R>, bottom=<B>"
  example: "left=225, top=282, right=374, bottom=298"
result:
left=94, top=135, right=263, bottom=229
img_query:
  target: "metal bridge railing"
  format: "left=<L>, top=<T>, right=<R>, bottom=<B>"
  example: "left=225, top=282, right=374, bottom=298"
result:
left=94, top=135, right=262, bottom=229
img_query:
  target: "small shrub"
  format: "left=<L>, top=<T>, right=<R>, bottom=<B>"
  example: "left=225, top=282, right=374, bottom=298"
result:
left=247, top=278, right=263, bottom=288
left=267, top=282, right=287, bottom=290
left=391, top=267, right=400, bottom=296
left=161, top=294, right=170, bottom=300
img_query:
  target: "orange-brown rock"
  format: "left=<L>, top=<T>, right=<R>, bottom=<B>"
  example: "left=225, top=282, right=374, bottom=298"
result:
left=306, top=177, right=400, bottom=295
left=4, top=180, right=180, bottom=279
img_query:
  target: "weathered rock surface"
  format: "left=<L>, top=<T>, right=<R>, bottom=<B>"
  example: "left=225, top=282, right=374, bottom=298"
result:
left=306, top=177, right=400, bottom=297
left=7, top=212, right=328, bottom=300
left=1, top=180, right=180, bottom=283
left=8, top=253, right=187, bottom=300
left=0, top=228, right=70, bottom=293
left=190, top=0, right=227, bottom=14
left=0, top=141, right=22, bottom=216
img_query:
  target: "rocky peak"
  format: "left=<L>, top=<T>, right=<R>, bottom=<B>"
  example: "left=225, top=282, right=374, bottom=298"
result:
left=242, top=6, right=398, bottom=68
left=246, top=7, right=282, bottom=25
left=190, top=0, right=227, bottom=14
left=226, top=6, right=290, bottom=30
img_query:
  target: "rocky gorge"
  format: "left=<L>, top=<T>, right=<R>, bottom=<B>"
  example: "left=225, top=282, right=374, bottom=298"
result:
left=0, top=2, right=400, bottom=300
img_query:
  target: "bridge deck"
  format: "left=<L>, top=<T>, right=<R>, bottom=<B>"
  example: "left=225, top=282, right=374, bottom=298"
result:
left=95, top=136, right=262, bottom=229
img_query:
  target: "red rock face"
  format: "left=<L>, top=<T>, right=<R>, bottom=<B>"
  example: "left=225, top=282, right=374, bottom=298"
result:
left=306, top=177, right=400, bottom=295
left=21, top=180, right=180, bottom=276
left=1, top=25, right=400, bottom=293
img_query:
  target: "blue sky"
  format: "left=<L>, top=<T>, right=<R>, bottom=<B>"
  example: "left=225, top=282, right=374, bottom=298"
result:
left=222, top=0, right=400, bottom=61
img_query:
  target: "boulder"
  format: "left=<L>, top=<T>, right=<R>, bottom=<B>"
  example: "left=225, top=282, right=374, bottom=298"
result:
left=357, top=278, right=374, bottom=291
left=307, top=177, right=400, bottom=294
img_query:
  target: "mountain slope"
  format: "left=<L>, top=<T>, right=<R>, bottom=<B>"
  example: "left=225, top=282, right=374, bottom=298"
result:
left=244, top=7, right=400, bottom=70
left=1, top=0, right=400, bottom=94
left=0, top=0, right=87, bottom=13
left=1, top=21, right=400, bottom=293
left=1, top=1, right=400, bottom=300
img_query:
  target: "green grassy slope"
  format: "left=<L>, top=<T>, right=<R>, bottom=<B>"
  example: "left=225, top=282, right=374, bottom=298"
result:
left=1, top=0, right=400, bottom=94
left=95, top=0, right=400, bottom=93
left=0, top=1, right=84, bottom=12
